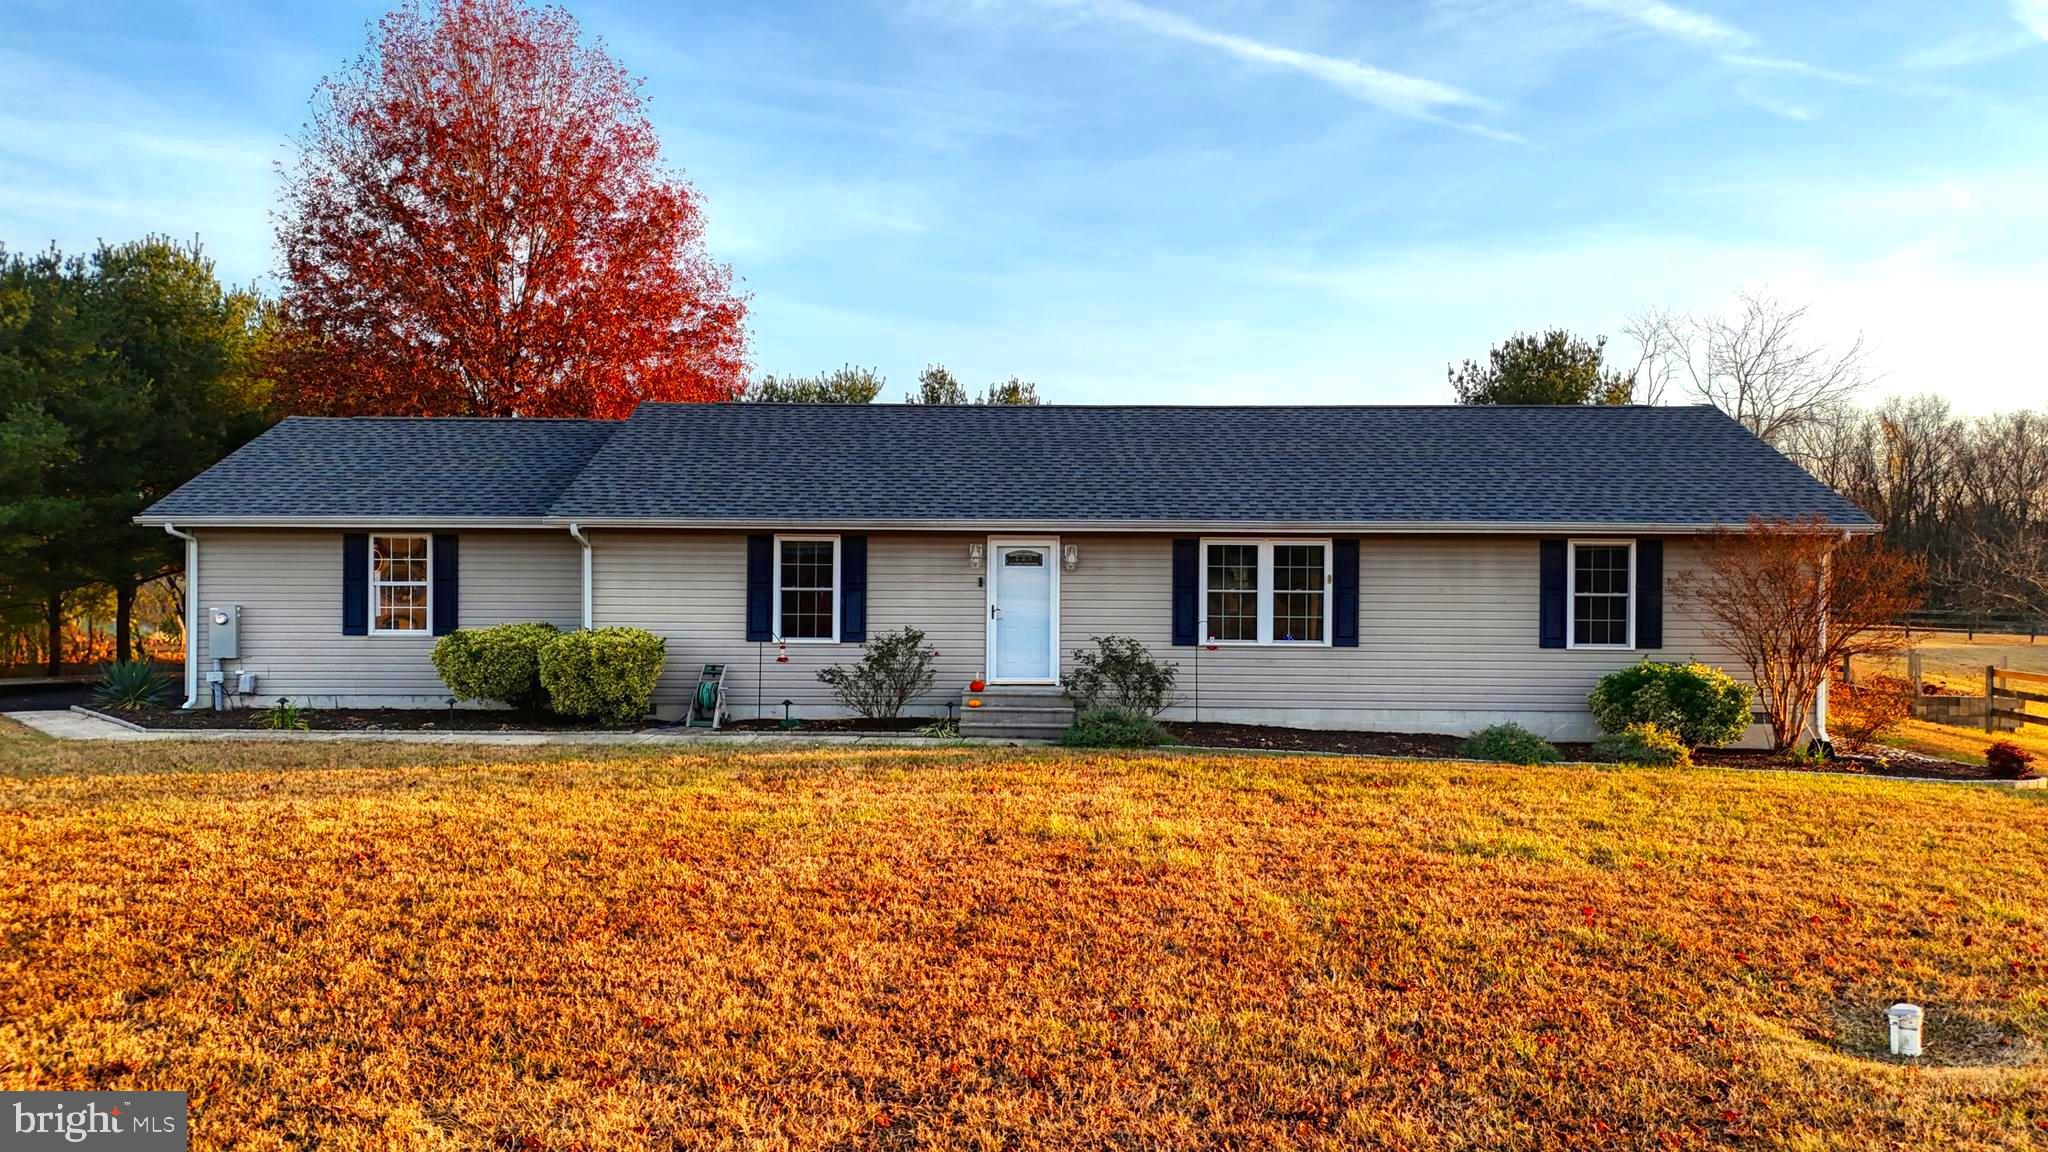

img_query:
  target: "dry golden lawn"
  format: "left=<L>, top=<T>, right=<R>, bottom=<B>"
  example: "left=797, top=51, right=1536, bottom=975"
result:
left=3, top=719, right=2047, bottom=1150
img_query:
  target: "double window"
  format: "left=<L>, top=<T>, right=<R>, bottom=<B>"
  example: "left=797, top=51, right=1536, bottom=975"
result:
left=1568, top=539, right=1633, bottom=648
left=775, top=535, right=839, bottom=642
left=370, top=534, right=430, bottom=634
left=1199, top=539, right=1330, bottom=645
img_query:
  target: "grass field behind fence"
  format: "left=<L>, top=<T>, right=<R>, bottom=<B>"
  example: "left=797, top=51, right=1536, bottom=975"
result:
left=2, top=719, right=2046, bottom=1149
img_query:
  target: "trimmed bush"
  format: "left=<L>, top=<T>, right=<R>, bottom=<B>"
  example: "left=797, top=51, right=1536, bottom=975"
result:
left=1593, top=721, right=1692, bottom=768
left=1985, top=740, right=2036, bottom=780
left=432, top=622, right=559, bottom=710
left=1588, top=660, right=1751, bottom=749
left=1062, top=707, right=1170, bottom=748
left=1458, top=723, right=1562, bottom=765
left=538, top=627, right=665, bottom=723
left=93, top=661, right=170, bottom=711
left=817, top=627, right=938, bottom=719
left=1063, top=635, right=1178, bottom=716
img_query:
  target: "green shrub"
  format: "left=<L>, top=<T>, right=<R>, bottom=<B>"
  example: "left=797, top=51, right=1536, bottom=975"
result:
left=432, top=622, right=559, bottom=710
left=1588, top=660, right=1751, bottom=749
left=816, top=626, right=938, bottom=719
left=1593, top=721, right=1692, bottom=768
left=1458, top=723, right=1562, bottom=765
left=92, top=660, right=170, bottom=711
left=538, top=628, right=665, bottom=723
left=1063, top=635, right=1178, bottom=716
left=1061, top=707, right=1170, bottom=748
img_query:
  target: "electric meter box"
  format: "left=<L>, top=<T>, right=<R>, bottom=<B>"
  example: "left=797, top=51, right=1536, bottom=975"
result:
left=208, top=605, right=241, bottom=660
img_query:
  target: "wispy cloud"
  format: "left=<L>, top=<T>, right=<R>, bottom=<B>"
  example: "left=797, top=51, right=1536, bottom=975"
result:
left=1563, top=0, right=1865, bottom=118
left=2018, top=0, right=2048, bottom=39
left=1563, top=0, right=1750, bottom=49
left=1903, top=3, right=2047, bottom=70
left=1037, top=0, right=1519, bottom=141
left=1720, top=54, right=1869, bottom=86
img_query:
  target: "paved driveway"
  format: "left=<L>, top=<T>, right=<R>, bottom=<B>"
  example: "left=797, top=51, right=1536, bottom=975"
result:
left=0, top=681, right=91, bottom=713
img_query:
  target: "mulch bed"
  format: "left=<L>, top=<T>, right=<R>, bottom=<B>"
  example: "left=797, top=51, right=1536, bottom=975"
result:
left=724, top=716, right=934, bottom=734
left=1693, top=744, right=2018, bottom=782
left=115, top=706, right=644, bottom=733
left=1161, top=722, right=1468, bottom=759
left=1164, top=721, right=2018, bottom=782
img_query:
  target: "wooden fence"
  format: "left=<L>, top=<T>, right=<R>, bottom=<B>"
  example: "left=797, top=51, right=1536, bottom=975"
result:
left=1985, top=666, right=2048, bottom=733
left=1899, top=610, right=2044, bottom=640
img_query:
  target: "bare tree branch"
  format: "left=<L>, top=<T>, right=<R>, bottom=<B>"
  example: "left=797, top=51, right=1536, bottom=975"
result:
left=1661, top=290, right=1876, bottom=446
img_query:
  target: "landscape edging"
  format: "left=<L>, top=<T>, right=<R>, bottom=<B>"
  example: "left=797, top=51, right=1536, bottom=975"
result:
left=69, top=705, right=149, bottom=732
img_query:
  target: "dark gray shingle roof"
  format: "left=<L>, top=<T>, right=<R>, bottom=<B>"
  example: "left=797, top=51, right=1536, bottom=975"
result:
left=549, top=403, right=1875, bottom=528
left=139, top=417, right=617, bottom=520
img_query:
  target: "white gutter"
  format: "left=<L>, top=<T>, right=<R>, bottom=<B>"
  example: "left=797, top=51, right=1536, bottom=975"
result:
left=163, top=524, right=200, bottom=709
left=132, top=515, right=554, bottom=529
left=567, top=522, right=593, bottom=629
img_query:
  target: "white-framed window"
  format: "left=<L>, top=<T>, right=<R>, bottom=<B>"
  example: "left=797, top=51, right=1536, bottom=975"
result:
left=1568, top=538, right=1633, bottom=649
left=1198, top=538, right=1331, bottom=646
left=370, top=534, right=431, bottom=634
left=774, top=534, right=839, bottom=642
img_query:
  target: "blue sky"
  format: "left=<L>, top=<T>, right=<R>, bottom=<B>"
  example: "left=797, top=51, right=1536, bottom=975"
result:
left=3, top=0, right=2044, bottom=411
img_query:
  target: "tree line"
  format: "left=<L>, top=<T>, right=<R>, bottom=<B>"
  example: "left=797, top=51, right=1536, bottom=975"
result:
left=0, top=239, right=273, bottom=672
left=744, top=363, right=1041, bottom=405
left=1449, top=293, right=2047, bottom=622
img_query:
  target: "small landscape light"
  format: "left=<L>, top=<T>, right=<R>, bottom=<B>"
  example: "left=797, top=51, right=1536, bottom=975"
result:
left=780, top=699, right=798, bottom=730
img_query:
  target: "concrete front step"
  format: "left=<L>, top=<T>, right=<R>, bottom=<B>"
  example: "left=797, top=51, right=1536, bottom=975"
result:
left=960, top=686, right=1075, bottom=739
left=962, top=724, right=1072, bottom=740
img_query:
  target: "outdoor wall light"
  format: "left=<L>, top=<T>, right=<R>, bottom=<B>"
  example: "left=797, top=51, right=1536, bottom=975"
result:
left=1062, top=543, right=1080, bottom=571
left=967, top=542, right=985, bottom=570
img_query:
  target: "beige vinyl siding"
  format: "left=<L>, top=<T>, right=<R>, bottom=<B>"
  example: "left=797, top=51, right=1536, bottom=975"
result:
left=1061, top=533, right=1750, bottom=739
left=191, top=529, right=582, bottom=705
left=191, top=525, right=1755, bottom=739
left=588, top=531, right=985, bottom=717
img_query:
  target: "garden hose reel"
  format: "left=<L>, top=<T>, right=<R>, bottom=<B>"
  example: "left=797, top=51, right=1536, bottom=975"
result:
left=688, top=664, right=729, bottom=729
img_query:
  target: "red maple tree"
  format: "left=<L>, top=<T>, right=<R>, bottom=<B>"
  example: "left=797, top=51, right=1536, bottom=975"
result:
left=275, top=0, right=747, bottom=418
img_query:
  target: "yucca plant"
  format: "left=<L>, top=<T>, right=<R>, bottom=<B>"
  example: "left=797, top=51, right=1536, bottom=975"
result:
left=92, top=661, right=171, bottom=712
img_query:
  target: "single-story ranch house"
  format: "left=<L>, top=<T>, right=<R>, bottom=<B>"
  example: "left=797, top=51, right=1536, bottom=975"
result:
left=136, top=403, right=1875, bottom=743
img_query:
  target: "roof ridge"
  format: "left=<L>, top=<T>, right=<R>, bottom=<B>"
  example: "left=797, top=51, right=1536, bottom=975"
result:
left=276, top=415, right=619, bottom=424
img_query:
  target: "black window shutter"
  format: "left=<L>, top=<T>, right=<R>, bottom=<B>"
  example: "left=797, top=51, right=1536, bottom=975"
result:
left=1333, top=538, right=1360, bottom=648
left=840, top=535, right=867, bottom=643
left=431, top=534, right=459, bottom=636
left=746, top=534, right=772, bottom=642
left=1171, top=538, right=1198, bottom=646
left=342, top=533, right=369, bottom=636
left=1636, top=538, right=1664, bottom=649
left=1539, top=538, right=1567, bottom=649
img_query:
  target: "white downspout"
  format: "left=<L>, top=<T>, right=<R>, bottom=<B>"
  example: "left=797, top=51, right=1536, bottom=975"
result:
left=1813, top=532, right=1845, bottom=746
left=567, top=523, right=592, bottom=630
left=164, top=524, right=200, bottom=708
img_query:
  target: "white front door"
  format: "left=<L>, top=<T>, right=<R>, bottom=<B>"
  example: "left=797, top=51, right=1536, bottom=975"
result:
left=987, top=539, right=1058, bottom=682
